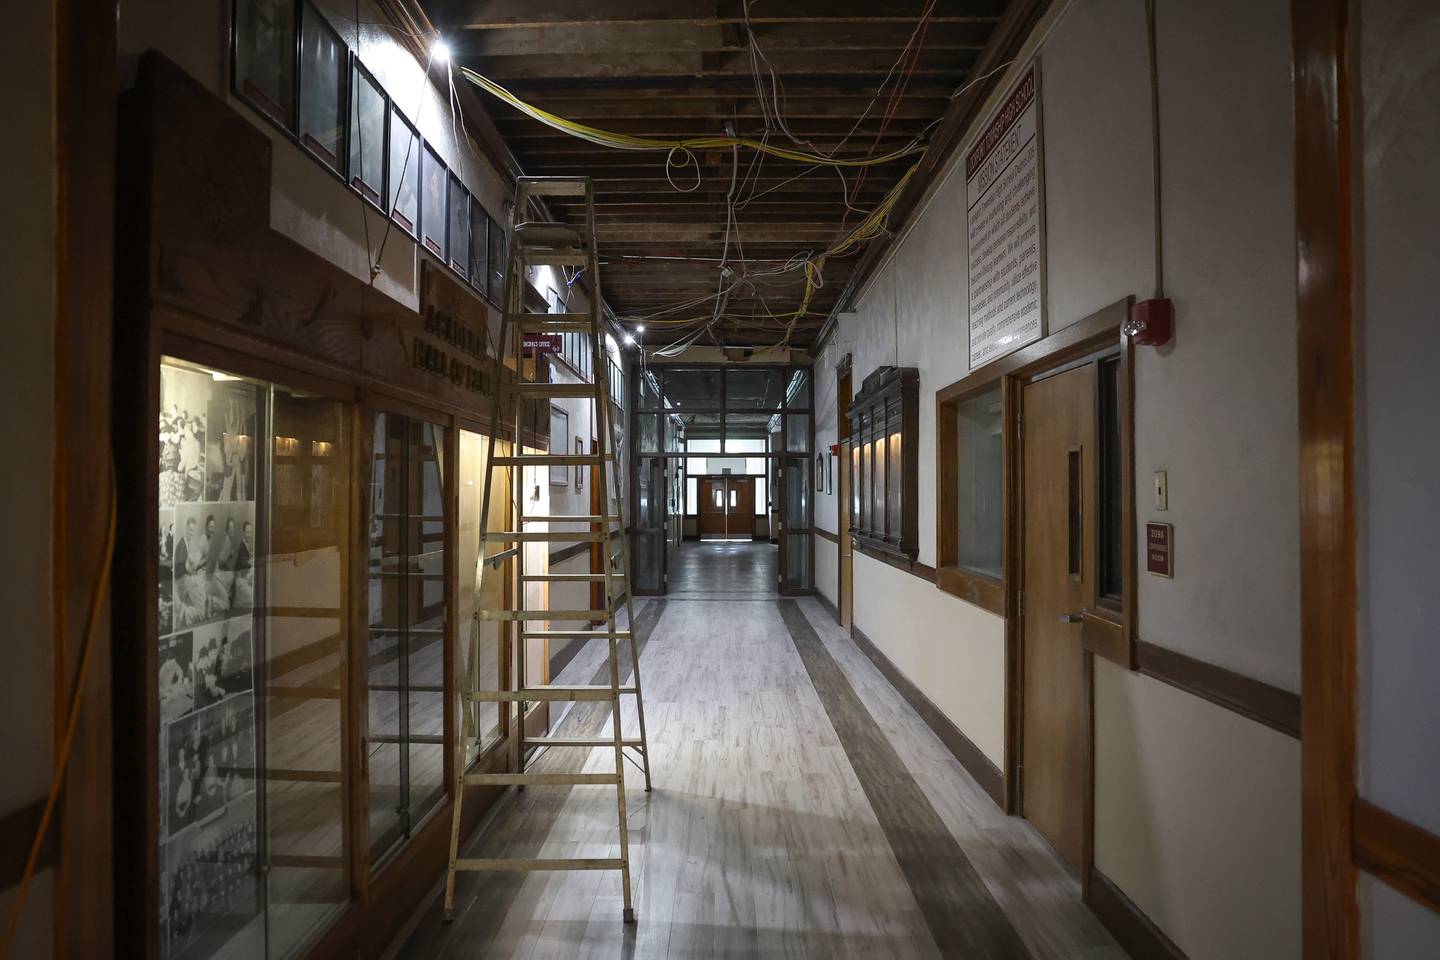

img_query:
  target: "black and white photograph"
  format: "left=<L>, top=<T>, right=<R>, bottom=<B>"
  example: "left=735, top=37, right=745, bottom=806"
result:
left=203, top=379, right=257, bottom=502
left=161, top=796, right=260, bottom=960
left=165, top=693, right=256, bottom=838
left=173, top=502, right=256, bottom=629
left=191, top=618, right=253, bottom=711
left=159, top=630, right=195, bottom=726
left=159, top=365, right=209, bottom=508
left=159, top=507, right=176, bottom=636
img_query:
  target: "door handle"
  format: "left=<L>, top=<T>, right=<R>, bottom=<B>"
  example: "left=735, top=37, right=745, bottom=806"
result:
left=1059, top=613, right=1083, bottom=624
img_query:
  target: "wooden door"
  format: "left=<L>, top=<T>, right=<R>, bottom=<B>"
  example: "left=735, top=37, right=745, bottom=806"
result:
left=728, top=477, right=756, bottom=539
left=698, top=477, right=727, bottom=538
left=1020, top=364, right=1095, bottom=873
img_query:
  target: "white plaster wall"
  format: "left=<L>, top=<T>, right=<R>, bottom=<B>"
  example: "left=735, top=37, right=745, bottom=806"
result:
left=1094, top=659, right=1300, bottom=960
left=1355, top=0, right=1440, bottom=845
left=1136, top=0, right=1301, bottom=692
left=1038, top=0, right=1155, bottom=332
left=852, top=552, right=1007, bottom=767
left=0, top=1, right=57, bottom=952
left=814, top=536, right=839, bottom=610
left=1362, top=873, right=1440, bottom=959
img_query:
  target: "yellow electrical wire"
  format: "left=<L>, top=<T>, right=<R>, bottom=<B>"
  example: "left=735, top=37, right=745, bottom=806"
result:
left=456, top=66, right=918, bottom=350
left=460, top=67, right=927, bottom=169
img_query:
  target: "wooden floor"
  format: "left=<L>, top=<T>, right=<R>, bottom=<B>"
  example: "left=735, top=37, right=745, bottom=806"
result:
left=665, top=539, right=777, bottom=598
left=390, top=542, right=1122, bottom=959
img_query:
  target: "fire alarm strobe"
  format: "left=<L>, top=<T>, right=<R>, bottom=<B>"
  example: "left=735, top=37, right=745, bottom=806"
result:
left=1124, top=297, right=1174, bottom=346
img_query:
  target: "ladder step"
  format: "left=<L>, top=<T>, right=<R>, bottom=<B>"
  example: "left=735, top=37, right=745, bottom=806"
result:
left=509, top=382, right=602, bottom=399
left=515, top=314, right=594, bottom=334
left=513, top=222, right=582, bottom=248
left=453, top=857, right=624, bottom=872
left=517, top=178, right=590, bottom=198
left=494, top=454, right=607, bottom=467
left=477, top=609, right=612, bottom=621
left=520, top=573, right=626, bottom=582
left=463, top=771, right=616, bottom=786
left=522, top=248, right=589, bottom=267
left=527, top=736, right=645, bottom=748
left=520, top=630, right=633, bottom=641
left=483, top=530, right=605, bottom=543
left=519, top=515, right=621, bottom=524
left=525, top=736, right=645, bottom=748
left=466, top=684, right=637, bottom=702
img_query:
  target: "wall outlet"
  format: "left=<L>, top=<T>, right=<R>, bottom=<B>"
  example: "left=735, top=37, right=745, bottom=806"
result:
left=1154, top=470, right=1168, bottom=511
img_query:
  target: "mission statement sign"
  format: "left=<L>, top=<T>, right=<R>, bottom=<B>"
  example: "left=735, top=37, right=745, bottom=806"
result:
left=966, top=65, right=1044, bottom=370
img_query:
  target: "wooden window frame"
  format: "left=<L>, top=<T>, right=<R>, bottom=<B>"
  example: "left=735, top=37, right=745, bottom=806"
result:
left=846, top=366, right=919, bottom=562
left=936, top=297, right=1136, bottom=654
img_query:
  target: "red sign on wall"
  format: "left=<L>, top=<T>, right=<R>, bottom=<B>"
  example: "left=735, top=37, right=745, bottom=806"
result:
left=522, top=333, right=561, bottom=354
left=1146, top=522, right=1173, bottom=578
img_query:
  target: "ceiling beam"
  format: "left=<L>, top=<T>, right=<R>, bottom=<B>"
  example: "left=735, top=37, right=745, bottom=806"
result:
left=463, top=48, right=977, bottom=79
left=428, top=0, right=1005, bottom=30
left=456, top=22, right=992, bottom=57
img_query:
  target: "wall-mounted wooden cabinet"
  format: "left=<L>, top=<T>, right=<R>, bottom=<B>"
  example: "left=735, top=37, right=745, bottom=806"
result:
left=847, top=366, right=919, bottom=561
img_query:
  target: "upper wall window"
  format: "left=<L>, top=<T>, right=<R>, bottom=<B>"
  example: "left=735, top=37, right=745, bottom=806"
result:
left=388, top=107, right=420, bottom=236
left=348, top=64, right=385, bottom=205
left=235, top=0, right=296, bottom=127
left=298, top=4, right=346, bottom=173
left=487, top=214, right=506, bottom=301
left=448, top=174, right=469, bottom=277
left=468, top=202, right=488, bottom=292
left=954, top=386, right=1003, bottom=579
left=421, top=145, right=447, bottom=257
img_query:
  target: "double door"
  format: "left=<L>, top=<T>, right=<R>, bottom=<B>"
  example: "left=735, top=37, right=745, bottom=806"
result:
left=698, top=476, right=755, bottom=540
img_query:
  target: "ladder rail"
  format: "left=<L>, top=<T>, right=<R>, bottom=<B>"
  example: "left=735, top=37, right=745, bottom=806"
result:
left=443, top=176, right=650, bottom=926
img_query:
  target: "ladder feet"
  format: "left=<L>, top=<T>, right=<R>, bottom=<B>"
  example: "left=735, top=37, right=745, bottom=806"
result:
left=442, top=909, right=454, bottom=924
left=624, top=907, right=635, bottom=924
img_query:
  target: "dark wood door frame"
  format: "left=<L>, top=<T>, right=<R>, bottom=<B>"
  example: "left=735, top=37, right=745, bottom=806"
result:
left=934, top=298, right=1135, bottom=896
left=1294, top=1, right=1358, bottom=956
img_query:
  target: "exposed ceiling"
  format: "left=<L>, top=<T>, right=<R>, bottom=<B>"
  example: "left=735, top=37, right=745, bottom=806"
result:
left=421, top=1, right=1020, bottom=349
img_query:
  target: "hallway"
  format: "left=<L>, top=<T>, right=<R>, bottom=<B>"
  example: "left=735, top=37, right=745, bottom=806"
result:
left=666, top=541, right=778, bottom=599
left=394, top=588, right=1120, bottom=958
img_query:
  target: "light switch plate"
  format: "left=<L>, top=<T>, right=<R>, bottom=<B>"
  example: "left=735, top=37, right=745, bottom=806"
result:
left=1154, top=470, right=1168, bottom=511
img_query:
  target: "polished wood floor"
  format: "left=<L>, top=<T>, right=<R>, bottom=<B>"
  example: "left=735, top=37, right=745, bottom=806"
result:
left=390, top=542, right=1122, bottom=959
left=665, top=539, right=778, bottom=598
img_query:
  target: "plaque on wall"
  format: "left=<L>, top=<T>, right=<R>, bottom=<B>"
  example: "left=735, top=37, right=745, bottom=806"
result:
left=966, top=63, right=1046, bottom=370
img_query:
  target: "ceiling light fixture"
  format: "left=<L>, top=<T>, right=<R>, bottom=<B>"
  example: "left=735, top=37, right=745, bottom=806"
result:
left=623, top=333, right=636, bottom=345
left=635, top=324, right=646, bottom=333
left=432, top=39, right=451, bottom=64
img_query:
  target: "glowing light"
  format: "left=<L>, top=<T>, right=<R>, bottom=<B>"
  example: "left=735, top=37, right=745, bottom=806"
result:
left=623, top=333, right=637, bottom=345
left=635, top=324, right=646, bottom=333
left=432, top=39, right=451, bottom=63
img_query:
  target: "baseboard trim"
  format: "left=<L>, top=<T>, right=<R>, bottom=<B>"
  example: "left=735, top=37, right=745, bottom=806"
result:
left=813, top=589, right=841, bottom=626
left=1086, top=868, right=1189, bottom=960
left=850, top=624, right=1004, bottom=807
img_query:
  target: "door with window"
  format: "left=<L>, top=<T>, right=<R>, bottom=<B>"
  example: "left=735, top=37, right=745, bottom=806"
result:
left=1019, top=365, right=1095, bottom=873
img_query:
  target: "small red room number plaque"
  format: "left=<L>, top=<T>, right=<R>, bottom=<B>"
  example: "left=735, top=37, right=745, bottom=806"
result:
left=1146, top=522, right=1173, bottom=578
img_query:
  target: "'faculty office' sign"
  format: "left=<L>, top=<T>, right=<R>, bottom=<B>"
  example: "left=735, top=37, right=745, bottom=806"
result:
left=966, top=64, right=1045, bottom=370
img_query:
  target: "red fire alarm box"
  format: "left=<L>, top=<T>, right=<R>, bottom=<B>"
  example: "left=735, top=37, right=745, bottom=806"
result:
left=1125, top=298, right=1174, bottom=346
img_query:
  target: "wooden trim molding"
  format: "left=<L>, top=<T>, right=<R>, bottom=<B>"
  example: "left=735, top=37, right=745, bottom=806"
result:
left=813, top=589, right=842, bottom=627
left=935, top=566, right=1005, bottom=617
left=1135, top=641, right=1301, bottom=740
left=813, top=527, right=840, bottom=545
left=1354, top=799, right=1440, bottom=916
left=1086, top=868, right=1189, bottom=960
left=851, top=625, right=1005, bottom=808
left=1294, top=0, right=1359, bottom=955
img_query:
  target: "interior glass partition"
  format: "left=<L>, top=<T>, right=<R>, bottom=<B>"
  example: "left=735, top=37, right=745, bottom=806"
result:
left=366, top=412, right=447, bottom=865
left=630, top=365, right=813, bottom=593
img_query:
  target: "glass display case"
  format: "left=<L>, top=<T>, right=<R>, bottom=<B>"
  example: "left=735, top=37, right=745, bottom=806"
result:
left=846, top=366, right=919, bottom=561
